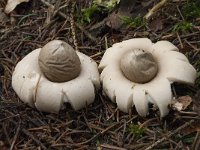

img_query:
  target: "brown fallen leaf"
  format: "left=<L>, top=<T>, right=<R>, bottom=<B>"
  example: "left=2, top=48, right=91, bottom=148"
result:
left=106, top=0, right=155, bottom=31
left=178, top=96, right=193, bottom=110
left=106, top=0, right=136, bottom=30
left=149, top=17, right=163, bottom=32
left=4, top=0, right=29, bottom=14
left=171, top=95, right=192, bottom=111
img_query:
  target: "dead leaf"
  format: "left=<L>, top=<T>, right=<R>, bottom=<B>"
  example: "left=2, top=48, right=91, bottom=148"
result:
left=171, top=95, right=192, bottom=111
left=106, top=0, right=153, bottom=31
left=4, top=0, right=29, bottom=14
left=172, top=101, right=183, bottom=111
left=106, top=0, right=136, bottom=30
left=149, top=18, right=163, bottom=32
left=141, top=0, right=154, bottom=7
left=177, top=95, right=192, bottom=110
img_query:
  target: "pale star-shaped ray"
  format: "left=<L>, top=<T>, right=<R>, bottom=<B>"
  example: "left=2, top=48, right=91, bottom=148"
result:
left=99, top=39, right=197, bottom=117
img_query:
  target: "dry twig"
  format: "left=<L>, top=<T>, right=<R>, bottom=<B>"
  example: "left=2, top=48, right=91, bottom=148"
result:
left=145, top=120, right=195, bottom=150
left=144, top=0, right=169, bottom=20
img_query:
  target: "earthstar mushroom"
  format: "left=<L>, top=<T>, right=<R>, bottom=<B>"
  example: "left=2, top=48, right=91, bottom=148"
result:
left=99, top=38, right=197, bottom=117
left=12, top=40, right=100, bottom=113
left=38, top=40, right=81, bottom=82
left=120, top=49, right=158, bottom=83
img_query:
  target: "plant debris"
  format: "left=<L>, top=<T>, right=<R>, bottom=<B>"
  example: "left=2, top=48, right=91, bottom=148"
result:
left=0, top=0, right=200, bottom=149
left=172, top=96, right=193, bottom=111
left=193, top=90, right=200, bottom=116
left=4, top=0, right=30, bottom=14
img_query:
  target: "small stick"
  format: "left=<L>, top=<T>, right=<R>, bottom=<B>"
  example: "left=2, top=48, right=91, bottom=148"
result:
left=2, top=123, right=11, bottom=146
left=144, top=0, right=169, bottom=20
left=0, top=114, right=19, bottom=122
left=105, top=36, right=108, bottom=50
left=9, top=120, right=47, bottom=149
left=90, top=51, right=105, bottom=58
left=59, top=123, right=120, bottom=147
left=145, top=119, right=195, bottom=150
left=100, top=144, right=126, bottom=150
left=192, top=131, right=200, bottom=150
left=179, top=111, right=198, bottom=115
left=40, top=0, right=97, bottom=43
left=139, top=118, right=158, bottom=128
left=21, top=128, right=47, bottom=149
left=10, top=121, right=21, bottom=150
left=76, top=24, right=97, bottom=42
left=70, top=1, right=78, bottom=51
left=101, top=122, right=119, bottom=134
left=176, top=32, right=183, bottom=49
left=176, top=5, right=185, bottom=20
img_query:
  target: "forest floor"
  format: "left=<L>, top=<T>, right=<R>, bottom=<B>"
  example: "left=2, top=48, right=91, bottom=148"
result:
left=0, top=0, right=200, bottom=149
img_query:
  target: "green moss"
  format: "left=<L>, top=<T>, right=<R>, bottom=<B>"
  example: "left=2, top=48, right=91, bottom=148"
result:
left=96, top=139, right=101, bottom=146
left=80, top=0, right=118, bottom=23
left=93, top=0, right=119, bottom=10
left=173, top=21, right=192, bottom=32
left=25, top=36, right=33, bottom=40
left=120, top=15, right=145, bottom=28
left=127, top=124, right=145, bottom=138
left=81, top=5, right=102, bottom=23
left=173, top=0, right=200, bottom=33
left=181, top=1, right=200, bottom=20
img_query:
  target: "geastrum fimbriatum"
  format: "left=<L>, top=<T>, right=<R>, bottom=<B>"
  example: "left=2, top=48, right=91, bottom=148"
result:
left=12, top=40, right=100, bottom=113
left=99, top=38, right=197, bottom=117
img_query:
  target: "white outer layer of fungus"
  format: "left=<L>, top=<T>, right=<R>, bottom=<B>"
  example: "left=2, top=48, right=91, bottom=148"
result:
left=99, top=38, right=197, bottom=117
left=12, top=48, right=100, bottom=113
left=5, top=0, right=30, bottom=14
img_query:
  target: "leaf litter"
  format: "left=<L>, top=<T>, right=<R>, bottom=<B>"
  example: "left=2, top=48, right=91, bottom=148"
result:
left=0, top=0, right=200, bottom=149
